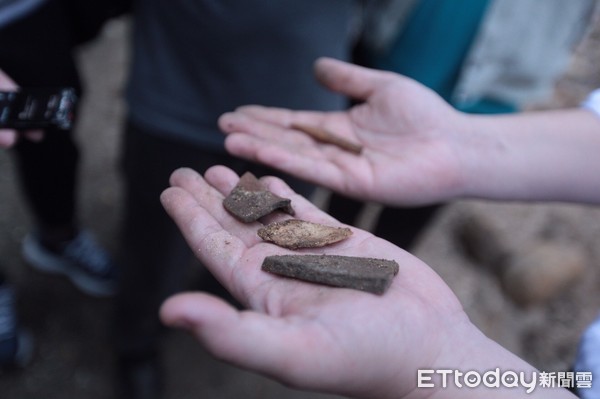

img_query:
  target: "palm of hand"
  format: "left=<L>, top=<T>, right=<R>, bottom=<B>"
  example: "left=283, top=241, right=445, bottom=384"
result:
left=340, top=76, right=466, bottom=205
left=160, top=166, right=467, bottom=399
left=221, top=69, right=465, bottom=207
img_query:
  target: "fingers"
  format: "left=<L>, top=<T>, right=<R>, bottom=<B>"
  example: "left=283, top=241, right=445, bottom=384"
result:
left=0, top=70, right=44, bottom=147
left=160, top=177, right=247, bottom=269
left=219, top=109, right=319, bottom=158
left=202, top=165, right=342, bottom=226
left=313, top=57, right=394, bottom=101
left=0, top=130, right=45, bottom=149
left=161, top=170, right=279, bottom=302
left=220, top=105, right=327, bottom=130
left=219, top=105, right=351, bottom=146
left=160, top=293, right=293, bottom=370
left=160, top=292, right=335, bottom=389
left=220, top=105, right=353, bottom=141
left=255, top=174, right=342, bottom=226
left=162, top=166, right=269, bottom=244
left=161, top=166, right=348, bottom=295
left=225, top=133, right=350, bottom=191
left=160, top=293, right=286, bottom=371
left=220, top=110, right=360, bottom=194
left=0, top=71, right=19, bottom=148
left=0, top=130, right=17, bottom=148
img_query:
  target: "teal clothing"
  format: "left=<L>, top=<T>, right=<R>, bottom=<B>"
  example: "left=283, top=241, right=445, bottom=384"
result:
left=366, top=0, right=515, bottom=114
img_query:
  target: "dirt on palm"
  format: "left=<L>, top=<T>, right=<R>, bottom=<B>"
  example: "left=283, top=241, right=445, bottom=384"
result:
left=2, top=14, right=600, bottom=399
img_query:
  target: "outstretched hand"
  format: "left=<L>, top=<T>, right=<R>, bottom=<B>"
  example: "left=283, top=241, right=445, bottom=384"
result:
left=159, top=166, right=563, bottom=399
left=159, top=166, right=467, bottom=398
left=219, top=57, right=469, bottom=206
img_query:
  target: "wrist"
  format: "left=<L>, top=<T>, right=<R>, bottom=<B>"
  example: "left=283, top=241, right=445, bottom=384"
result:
left=454, top=108, right=600, bottom=203
left=421, top=322, right=576, bottom=399
left=442, top=111, right=494, bottom=200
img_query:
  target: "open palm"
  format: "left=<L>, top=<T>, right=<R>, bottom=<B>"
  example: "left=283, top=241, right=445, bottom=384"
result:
left=160, top=166, right=472, bottom=399
left=219, top=58, right=469, bottom=206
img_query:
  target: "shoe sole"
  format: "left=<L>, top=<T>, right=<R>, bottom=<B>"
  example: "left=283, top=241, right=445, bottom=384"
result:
left=22, top=235, right=116, bottom=298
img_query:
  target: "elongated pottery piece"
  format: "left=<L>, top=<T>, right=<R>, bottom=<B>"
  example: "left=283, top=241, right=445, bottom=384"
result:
left=291, top=123, right=363, bottom=155
left=262, top=254, right=399, bottom=294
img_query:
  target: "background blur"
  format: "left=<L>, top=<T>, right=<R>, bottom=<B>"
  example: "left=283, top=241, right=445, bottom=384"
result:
left=1, top=14, right=600, bottom=398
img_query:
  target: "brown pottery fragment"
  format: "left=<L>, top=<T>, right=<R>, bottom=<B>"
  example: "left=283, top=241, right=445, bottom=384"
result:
left=258, top=219, right=352, bottom=249
left=223, top=172, right=294, bottom=222
left=290, top=123, right=363, bottom=155
left=262, top=254, right=399, bottom=295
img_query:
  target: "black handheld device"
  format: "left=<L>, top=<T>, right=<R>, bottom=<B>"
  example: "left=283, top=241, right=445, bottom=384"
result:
left=0, top=88, right=78, bottom=130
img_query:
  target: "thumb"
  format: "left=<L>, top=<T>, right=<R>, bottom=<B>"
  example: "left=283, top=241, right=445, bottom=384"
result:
left=160, top=292, right=318, bottom=385
left=314, top=57, right=393, bottom=101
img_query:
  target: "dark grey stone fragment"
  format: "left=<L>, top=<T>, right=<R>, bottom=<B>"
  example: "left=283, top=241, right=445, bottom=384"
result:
left=262, top=254, right=399, bottom=295
left=223, top=172, right=294, bottom=222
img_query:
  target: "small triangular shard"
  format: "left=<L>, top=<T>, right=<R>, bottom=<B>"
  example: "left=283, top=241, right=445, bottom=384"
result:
left=223, top=172, right=295, bottom=222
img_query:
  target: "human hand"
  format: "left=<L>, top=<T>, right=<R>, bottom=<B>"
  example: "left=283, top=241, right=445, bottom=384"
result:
left=159, top=166, right=567, bottom=399
left=0, top=69, right=43, bottom=148
left=221, top=58, right=600, bottom=206
left=219, top=57, right=470, bottom=206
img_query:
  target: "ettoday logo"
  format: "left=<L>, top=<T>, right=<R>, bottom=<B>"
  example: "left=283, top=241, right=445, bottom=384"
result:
left=418, top=369, right=593, bottom=393
left=418, top=369, right=541, bottom=394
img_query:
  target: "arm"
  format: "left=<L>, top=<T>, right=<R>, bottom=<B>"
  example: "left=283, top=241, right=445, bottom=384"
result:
left=219, top=58, right=600, bottom=206
left=160, top=166, right=575, bottom=399
left=460, top=108, right=600, bottom=203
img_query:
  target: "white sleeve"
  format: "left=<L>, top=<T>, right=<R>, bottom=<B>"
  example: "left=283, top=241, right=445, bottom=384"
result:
left=581, top=89, right=600, bottom=118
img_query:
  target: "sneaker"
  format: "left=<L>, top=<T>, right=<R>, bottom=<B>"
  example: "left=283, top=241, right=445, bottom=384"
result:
left=0, top=284, right=33, bottom=369
left=22, top=230, right=118, bottom=297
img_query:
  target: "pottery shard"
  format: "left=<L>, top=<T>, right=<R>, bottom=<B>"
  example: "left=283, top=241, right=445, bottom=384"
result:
left=262, top=254, right=399, bottom=295
left=223, top=172, right=294, bottom=223
left=258, top=219, right=352, bottom=249
left=291, top=123, right=363, bottom=155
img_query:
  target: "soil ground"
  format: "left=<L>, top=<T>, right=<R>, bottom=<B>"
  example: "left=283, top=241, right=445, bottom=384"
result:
left=2, top=15, right=600, bottom=399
